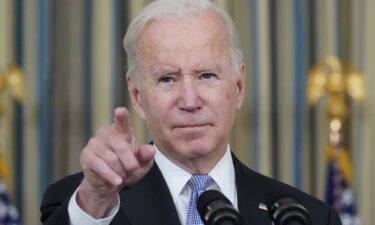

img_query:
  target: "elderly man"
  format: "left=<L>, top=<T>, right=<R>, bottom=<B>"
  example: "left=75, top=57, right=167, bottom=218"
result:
left=40, top=0, right=341, bottom=225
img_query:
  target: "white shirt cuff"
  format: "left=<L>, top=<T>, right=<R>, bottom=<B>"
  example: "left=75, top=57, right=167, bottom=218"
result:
left=68, top=187, right=120, bottom=225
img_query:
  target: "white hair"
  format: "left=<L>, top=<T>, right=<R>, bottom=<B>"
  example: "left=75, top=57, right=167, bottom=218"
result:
left=123, top=0, right=243, bottom=84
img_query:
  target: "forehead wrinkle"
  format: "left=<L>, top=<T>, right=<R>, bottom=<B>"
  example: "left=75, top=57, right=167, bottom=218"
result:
left=139, top=14, right=230, bottom=56
left=138, top=13, right=233, bottom=79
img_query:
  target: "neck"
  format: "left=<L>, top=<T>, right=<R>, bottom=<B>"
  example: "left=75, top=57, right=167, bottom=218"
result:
left=157, top=145, right=228, bottom=174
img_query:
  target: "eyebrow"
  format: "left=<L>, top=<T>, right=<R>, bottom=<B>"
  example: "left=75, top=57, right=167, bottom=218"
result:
left=151, top=68, right=181, bottom=78
left=194, top=64, right=223, bottom=73
left=151, top=64, right=224, bottom=77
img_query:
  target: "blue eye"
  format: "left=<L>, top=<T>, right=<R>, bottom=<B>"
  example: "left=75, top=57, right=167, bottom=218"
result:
left=159, top=77, right=174, bottom=83
left=201, top=73, right=215, bottom=79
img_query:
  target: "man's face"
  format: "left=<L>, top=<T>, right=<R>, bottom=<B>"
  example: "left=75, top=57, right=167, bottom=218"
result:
left=128, top=12, right=245, bottom=169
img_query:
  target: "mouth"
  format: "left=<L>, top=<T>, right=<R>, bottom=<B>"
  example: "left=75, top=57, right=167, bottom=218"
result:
left=173, top=123, right=212, bottom=129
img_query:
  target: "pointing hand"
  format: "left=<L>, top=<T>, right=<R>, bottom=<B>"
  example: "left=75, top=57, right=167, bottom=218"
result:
left=77, top=107, right=155, bottom=218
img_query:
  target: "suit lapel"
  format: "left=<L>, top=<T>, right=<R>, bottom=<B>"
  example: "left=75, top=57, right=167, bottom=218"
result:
left=233, top=155, right=272, bottom=225
left=117, top=153, right=273, bottom=225
left=119, top=163, right=181, bottom=225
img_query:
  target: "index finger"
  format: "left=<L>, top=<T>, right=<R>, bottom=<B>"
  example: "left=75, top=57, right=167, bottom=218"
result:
left=113, top=107, right=131, bottom=134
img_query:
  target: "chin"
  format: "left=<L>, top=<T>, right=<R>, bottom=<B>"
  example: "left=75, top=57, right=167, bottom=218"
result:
left=177, top=139, right=219, bottom=158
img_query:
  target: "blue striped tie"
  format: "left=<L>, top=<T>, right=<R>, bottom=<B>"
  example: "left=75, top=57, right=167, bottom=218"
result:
left=186, top=175, right=213, bottom=225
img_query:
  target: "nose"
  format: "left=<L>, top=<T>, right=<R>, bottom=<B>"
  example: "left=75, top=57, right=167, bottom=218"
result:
left=178, top=78, right=203, bottom=112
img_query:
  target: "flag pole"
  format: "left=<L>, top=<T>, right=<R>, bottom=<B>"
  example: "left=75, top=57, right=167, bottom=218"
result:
left=306, top=55, right=365, bottom=225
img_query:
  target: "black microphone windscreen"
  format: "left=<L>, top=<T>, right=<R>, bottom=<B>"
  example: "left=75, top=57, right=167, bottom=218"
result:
left=197, top=190, right=231, bottom=214
left=197, top=190, right=241, bottom=225
left=265, top=191, right=311, bottom=225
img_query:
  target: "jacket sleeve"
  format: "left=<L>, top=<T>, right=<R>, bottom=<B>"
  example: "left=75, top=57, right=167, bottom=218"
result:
left=40, top=173, right=83, bottom=225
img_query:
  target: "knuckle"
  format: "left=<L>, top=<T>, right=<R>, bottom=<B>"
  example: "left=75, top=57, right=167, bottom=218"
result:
left=87, top=137, right=98, bottom=146
left=95, top=126, right=110, bottom=137
left=80, top=152, right=94, bottom=171
left=111, top=139, right=133, bottom=155
left=81, top=162, right=92, bottom=173
left=80, top=146, right=92, bottom=161
left=113, top=141, right=129, bottom=152
left=104, top=151, right=118, bottom=164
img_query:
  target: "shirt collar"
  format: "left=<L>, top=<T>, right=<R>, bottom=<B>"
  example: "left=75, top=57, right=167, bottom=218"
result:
left=153, top=144, right=236, bottom=205
left=208, top=145, right=236, bottom=206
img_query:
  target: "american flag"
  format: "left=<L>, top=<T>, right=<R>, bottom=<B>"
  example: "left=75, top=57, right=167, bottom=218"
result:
left=0, top=180, right=21, bottom=225
left=326, top=147, right=362, bottom=225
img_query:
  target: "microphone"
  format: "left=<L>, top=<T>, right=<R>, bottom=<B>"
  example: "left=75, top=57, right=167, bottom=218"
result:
left=266, top=195, right=311, bottom=225
left=197, top=190, right=242, bottom=225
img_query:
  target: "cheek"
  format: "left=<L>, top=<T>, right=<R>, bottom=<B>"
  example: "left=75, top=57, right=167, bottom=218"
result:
left=221, top=85, right=238, bottom=107
left=216, top=87, right=238, bottom=121
left=140, top=91, right=173, bottom=122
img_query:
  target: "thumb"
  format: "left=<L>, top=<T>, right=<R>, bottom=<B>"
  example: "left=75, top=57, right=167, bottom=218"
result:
left=137, top=144, right=155, bottom=166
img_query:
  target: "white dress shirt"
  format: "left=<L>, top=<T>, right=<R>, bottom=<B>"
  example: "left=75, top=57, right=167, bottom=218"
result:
left=68, top=144, right=237, bottom=225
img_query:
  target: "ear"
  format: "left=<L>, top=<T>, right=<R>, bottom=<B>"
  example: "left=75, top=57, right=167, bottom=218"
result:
left=127, top=74, right=146, bottom=120
left=235, top=63, right=245, bottom=110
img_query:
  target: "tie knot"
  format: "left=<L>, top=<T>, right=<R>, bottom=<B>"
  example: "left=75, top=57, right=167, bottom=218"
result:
left=188, top=174, right=213, bottom=193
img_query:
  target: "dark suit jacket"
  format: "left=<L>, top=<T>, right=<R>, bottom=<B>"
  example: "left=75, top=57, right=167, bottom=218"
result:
left=40, top=154, right=342, bottom=225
